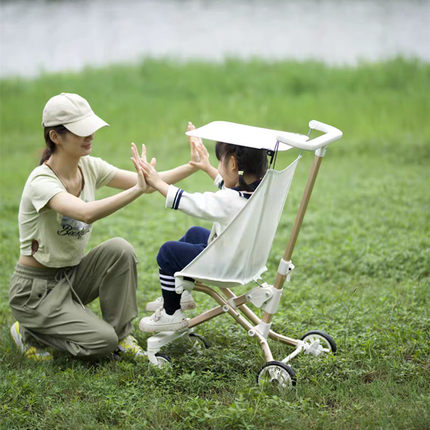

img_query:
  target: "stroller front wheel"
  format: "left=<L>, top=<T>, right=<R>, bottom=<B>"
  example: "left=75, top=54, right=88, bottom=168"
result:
left=153, top=352, right=172, bottom=367
left=257, top=361, right=296, bottom=389
left=188, top=332, right=210, bottom=350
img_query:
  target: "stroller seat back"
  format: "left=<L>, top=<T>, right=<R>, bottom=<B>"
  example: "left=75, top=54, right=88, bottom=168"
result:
left=175, top=156, right=300, bottom=288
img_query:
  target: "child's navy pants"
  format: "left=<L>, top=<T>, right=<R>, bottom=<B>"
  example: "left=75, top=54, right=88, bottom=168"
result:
left=156, top=226, right=210, bottom=314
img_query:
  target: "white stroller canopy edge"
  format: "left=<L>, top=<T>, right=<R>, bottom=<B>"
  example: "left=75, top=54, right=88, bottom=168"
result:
left=186, top=121, right=309, bottom=151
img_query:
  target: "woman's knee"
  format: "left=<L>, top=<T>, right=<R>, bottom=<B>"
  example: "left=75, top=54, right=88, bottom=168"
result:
left=102, top=237, right=137, bottom=261
left=99, top=326, right=119, bottom=355
left=62, top=324, right=119, bottom=358
left=86, top=325, right=118, bottom=357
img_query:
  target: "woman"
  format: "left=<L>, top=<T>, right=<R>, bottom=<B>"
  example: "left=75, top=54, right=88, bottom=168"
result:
left=9, top=92, right=201, bottom=361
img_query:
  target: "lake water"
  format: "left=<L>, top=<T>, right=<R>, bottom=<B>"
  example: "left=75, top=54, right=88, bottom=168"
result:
left=1, top=0, right=429, bottom=77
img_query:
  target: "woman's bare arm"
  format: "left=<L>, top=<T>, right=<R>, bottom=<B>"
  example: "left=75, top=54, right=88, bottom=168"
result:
left=107, top=122, right=208, bottom=190
left=48, top=144, right=147, bottom=224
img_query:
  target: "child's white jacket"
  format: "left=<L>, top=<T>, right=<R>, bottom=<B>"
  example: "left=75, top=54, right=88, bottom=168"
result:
left=165, top=174, right=249, bottom=243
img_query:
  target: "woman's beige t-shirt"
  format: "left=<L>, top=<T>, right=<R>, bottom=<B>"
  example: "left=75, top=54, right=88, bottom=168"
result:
left=18, top=156, right=118, bottom=268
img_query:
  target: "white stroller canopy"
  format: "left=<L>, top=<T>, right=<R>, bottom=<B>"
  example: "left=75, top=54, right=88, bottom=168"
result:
left=176, top=157, right=300, bottom=288
left=186, top=121, right=309, bottom=152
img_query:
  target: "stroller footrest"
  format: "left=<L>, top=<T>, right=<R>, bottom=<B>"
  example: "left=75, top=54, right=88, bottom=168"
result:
left=147, top=329, right=190, bottom=353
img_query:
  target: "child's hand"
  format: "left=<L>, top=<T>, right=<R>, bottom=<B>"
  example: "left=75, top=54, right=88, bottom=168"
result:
left=189, top=143, right=212, bottom=172
left=187, top=121, right=213, bottom=173
left=139, top=157, right=162, bottom=189
left=138, top=156, right=170, bottom=197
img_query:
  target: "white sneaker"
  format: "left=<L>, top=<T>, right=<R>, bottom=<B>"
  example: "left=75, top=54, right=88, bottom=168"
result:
left=139, top=308, right=188, bottom=333
left=145, top=290, right=196, bottom=312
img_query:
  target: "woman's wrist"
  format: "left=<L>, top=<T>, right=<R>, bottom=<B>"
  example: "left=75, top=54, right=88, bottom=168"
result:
left=132, top=184, right=145, bottom=196
left=186, top=162, right=199, bottom=173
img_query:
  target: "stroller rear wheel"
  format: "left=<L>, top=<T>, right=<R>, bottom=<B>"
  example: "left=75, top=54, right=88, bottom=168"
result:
left=301, top=330, right=337, bottom=355
left=257, top=361, right=296, bottom=389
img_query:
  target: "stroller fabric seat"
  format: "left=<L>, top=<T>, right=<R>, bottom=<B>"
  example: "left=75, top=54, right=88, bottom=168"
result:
left=175, top=156, right=300, bottom=288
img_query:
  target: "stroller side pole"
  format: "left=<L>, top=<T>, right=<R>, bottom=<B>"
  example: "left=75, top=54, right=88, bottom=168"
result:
left=281, top=154, right=323, bottom=263
left=262, top=153, right=324, bottom=324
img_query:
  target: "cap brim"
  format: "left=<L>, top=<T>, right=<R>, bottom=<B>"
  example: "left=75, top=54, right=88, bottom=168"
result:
left=186, top=121, right=309, bottom=152
left=64, top=114, right=109, bottom=137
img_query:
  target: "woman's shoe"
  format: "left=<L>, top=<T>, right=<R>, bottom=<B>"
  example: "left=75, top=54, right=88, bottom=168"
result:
left=10, top=321, right=53, bottom=361
left=117, top=335, right=146, bottom=359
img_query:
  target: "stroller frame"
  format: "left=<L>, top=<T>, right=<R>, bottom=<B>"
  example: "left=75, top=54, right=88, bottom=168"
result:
left=146, top=120, right=342, bottom=388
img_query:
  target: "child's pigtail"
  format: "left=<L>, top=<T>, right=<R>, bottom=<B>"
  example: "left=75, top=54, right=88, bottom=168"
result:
left=236, top=146, right=267, bottom=192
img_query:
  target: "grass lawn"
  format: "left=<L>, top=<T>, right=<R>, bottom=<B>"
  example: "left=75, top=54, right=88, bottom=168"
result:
left=0, top=58, right=429, bottom=429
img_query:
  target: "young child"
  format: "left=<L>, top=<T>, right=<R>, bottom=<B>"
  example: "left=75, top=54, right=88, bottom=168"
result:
left=138, top=124, right=268, bottom=332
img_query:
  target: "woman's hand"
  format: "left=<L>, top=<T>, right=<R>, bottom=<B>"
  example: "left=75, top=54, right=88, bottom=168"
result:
left=188, top=121, right=203, bottom=164
left=131, top=143, right=158, bottom=193
left=139, top=142, right=157, bottom=170
left=130, top=143, right=149, bottom=193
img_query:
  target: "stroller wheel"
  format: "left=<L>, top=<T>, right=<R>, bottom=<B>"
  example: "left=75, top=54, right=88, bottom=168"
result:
left=257, top=361, right=296, bottom=389
left=154, top=352, right=172, bottom=367
left=188, top=333, right=210, bottom=350
left=301, top=330, right=337, bottom=355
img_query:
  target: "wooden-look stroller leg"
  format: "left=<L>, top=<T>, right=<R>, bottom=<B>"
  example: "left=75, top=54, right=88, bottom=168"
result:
left=220, top=287, right=299, bottom=347
left=261, top=154, right=324, bottom=328
left=189, top=284, right=274, bottom=362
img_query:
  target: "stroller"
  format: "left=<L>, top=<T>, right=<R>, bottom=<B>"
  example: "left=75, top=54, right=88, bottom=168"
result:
left=145, top=120, right=342, bottom=388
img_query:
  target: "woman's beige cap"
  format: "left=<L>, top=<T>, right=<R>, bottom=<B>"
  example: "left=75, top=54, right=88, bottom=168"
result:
left=42, top=92, right=109, bottom=136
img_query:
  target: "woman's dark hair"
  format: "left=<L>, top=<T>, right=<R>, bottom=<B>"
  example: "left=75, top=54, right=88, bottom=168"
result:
left=215, top=141, right=268, bottom=192
left=40, top=125, right=69, bottom=165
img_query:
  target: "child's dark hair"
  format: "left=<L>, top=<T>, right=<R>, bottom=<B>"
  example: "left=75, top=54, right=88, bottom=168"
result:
left=40, top=125, right=69, bottom=165
left=215, top=142, right=268, bottom=192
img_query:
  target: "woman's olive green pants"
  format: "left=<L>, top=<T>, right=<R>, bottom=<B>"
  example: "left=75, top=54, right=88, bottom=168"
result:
left=9, top=237, right=138, bottom=357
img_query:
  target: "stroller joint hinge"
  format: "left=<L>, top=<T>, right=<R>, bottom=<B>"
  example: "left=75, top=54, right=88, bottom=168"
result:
left=315, top=146, right=327, bottom=158
left=248, top=321, right=272, bottom=339
left=227, top=298, right=237, bottom=309
left=278, top=259, right=295, bottom=281
left=262, top=286, right=283, bottom=314
left=246, top=283, right=273, bottom=308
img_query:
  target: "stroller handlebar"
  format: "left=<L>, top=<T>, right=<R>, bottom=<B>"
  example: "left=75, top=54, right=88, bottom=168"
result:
left=277, top=120, right=343, bottom=152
